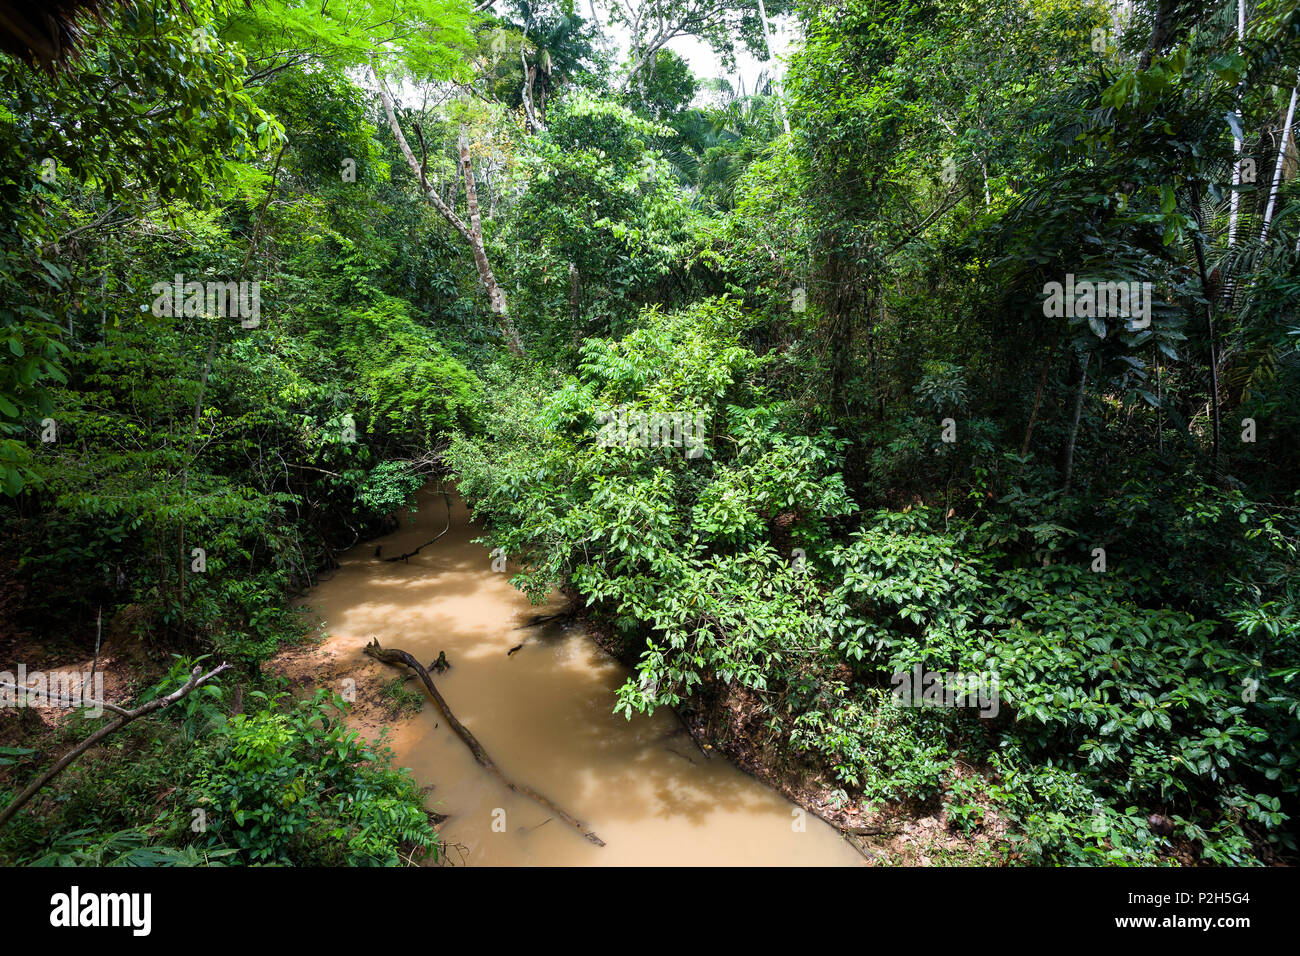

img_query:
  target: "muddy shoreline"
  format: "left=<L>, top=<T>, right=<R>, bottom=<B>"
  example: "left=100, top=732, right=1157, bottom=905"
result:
left=565, top=587, right=1001, bottom=865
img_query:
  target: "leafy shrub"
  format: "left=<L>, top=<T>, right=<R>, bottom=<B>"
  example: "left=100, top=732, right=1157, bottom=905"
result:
left=191, top=689, right=437, bottom=866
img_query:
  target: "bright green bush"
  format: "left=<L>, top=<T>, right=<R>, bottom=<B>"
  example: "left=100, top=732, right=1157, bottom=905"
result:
left=190, top=689, right=437, bottom=866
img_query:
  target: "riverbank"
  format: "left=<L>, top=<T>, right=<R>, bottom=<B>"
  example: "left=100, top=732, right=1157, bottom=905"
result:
left=271, top=485, right=867, bottom=866
left=570, top=588, right=1010, bottom=866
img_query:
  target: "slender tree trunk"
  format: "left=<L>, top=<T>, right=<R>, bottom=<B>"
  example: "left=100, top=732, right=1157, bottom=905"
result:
left=1189, top=181, right=1223, bottom=474
left=874, top=287, right=884, bottom=419
left=568, top=261, right=581, bottom=327
left=521, top=47, right=545, bottom=133
left=1062, top=352, right=1090, bottom=495
left=1156, top=345, right=1164, bottom=455
left=449, top=152, right=460, bottom=214
left=1140, top=0, right=1180, bottom=69
left=589, top=0, right=609, bottom=50
left=1227, top=0, right=1245, bottom=248
left=373, top=65, right=523, bottom=355
left=457, top=126, right=518, bottom=347
left=755, top=0, right=791, bottom=136
left=1020, top=345, right=1054, bottom=457
left=1261, top=69, right=1300, bottom=246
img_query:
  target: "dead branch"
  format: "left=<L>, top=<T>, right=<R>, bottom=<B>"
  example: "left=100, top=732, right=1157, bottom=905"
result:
left=363, top=639, right=604, bottom=847
left=384, top=492, right=453, bottom=562
left=0, top=663, right=232, bottom=830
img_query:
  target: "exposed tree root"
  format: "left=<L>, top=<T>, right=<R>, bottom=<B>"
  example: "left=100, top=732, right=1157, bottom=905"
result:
left=363, top=638, right=605, bottom=847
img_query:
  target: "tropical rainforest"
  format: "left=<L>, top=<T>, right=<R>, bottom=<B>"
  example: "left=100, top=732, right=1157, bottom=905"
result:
left=0, top=0, right=1298, bottom=868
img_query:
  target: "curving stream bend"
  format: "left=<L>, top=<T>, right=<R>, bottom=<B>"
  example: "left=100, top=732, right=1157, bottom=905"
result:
left=299, top=486, right=862, bottom=866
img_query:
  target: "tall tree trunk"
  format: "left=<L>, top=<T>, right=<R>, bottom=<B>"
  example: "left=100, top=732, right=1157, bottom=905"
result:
left=1061, top=352, right=1090, bottom=495
left=568, top=261, right=581, bottom=327
left=755, top=0, right=791, bottom=136
left=1020, top=345, right=1055, bottom=458
left=1227, top=0, right=1245, bottom=248
left=1140, top=0, right=1180, bottom=69
left=521, top=47, right=545, bottom=133
left=589, top=0, right=609, bottom=50
left=1261, top=68, right=1300, bottom=246
left=1156, top=344, right=1164, bottom=455
left=1189, top=181, right=1223, bottom=474
left=457, top=126, right=515, bottom=336
left=374, top=65, right=523, bottom=355
left=823, top=249, right=861, bottom=419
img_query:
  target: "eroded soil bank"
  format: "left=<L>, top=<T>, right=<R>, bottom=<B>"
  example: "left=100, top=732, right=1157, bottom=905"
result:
left=274, top=486, right=864, bottom=866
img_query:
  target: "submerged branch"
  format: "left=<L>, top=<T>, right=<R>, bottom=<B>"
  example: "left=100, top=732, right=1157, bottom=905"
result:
left=384, top=492, right=453, bottom=562
left=363, top=639, right=605, bottom=847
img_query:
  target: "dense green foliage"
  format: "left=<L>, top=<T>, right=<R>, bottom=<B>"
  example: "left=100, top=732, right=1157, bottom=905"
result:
left=2, top=0, right=1299, bottom=866
left=3, top=663, right=435, bottom=866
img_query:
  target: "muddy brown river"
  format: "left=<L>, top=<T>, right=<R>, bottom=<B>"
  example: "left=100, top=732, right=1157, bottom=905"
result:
left=299, top=486, right=861, bottom=866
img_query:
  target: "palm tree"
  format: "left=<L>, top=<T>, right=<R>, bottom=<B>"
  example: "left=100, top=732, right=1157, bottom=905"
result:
left=487, top=0, right=596, bottom=128
left=668, top=74, right=783, bottom=208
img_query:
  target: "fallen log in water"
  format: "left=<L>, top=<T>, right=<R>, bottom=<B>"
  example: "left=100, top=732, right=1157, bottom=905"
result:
left=384, top=492, right=453, bottom=562
left=512, top=608, right=575, bottom=630
left=363, top=638, right=605, bottom=847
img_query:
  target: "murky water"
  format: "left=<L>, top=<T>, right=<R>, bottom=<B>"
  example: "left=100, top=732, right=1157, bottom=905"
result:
left=299, top=486, right=861, bottom=866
